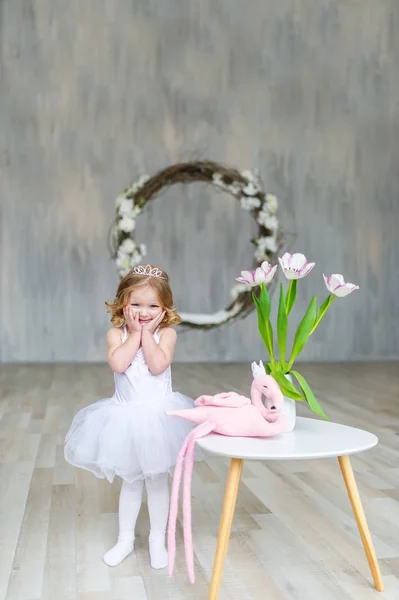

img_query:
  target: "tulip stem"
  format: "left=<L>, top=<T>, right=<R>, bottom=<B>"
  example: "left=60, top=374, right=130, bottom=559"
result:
left=310, top=294, right=335, bottom=335
left=285, top=279, right=297, bottom=315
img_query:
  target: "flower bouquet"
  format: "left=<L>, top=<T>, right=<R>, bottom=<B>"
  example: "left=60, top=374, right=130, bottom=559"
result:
left=236, top=253, right=359, bottom=420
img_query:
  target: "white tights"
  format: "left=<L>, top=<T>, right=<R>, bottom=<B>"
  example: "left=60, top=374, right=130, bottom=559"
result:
left=103, top=474, right=170, bottom=569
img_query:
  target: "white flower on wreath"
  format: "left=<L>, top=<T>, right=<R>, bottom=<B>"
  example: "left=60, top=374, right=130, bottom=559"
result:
left=257, top=212, right=278, bottom=230
left=118, top=217, right=136, bottom=233
left=265, top=194, right=278, bottom=214
left=125, top=174, right=150, bottom=197
left=115, top=194, right=125, bottom=209
left=116, top=243, right=147, bottom=276
left=129, top=251, right=143, bottom=267
left=242, top=182, right=260, bottom=196
left=228, top=183, right=242, bottom=196
left=241, top=169, right=259, bottom=185
left=122, top=210, right=141, bottom=222
left=127, top=184, right=138, bottom=196
left=120, top=238, right=136, bottom=253
left=230, top=282, right=251, bottom=299
left=135, top=243, right=147, bottom=259
left=137, top=174, right=150, bottom=188
left=116, top=252, right=131, bottom=270
left=212, top=173, right=225, bottom=188
left=254, top=235, right=278, bottom=260
left=118, top=198, right=134, bottom=216
left=241, top=170, right=255, bottom=182
left=240, top=196, right=261, bottom=211
left=254, top=247, right=266, bottom=262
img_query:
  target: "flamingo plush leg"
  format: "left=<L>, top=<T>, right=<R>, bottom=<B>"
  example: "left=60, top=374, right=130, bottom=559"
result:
left=183, top=422, right=216, bottom=584
left=168, top=431, right=190, bottom=577
left=167, top=422, right=216, bottom=579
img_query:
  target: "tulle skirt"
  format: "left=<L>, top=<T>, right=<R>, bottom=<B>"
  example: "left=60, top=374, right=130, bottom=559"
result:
left=64, top=392, right=197, bottom=483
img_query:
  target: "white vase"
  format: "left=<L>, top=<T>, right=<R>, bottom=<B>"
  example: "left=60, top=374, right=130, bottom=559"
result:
left=281, top=373, right=296, bottom=433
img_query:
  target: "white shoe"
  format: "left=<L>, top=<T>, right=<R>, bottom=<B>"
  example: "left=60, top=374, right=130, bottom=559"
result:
left=103, top=538, right=134, bottom=567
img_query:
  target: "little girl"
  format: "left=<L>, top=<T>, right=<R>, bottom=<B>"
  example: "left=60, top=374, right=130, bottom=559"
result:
left=64, top=264, right=196, bottom=570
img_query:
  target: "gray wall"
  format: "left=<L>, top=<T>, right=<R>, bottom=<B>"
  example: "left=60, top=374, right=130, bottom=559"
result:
left=1, top=0, right=399, bottom=363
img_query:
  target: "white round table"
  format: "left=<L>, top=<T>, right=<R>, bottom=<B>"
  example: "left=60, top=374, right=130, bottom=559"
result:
left=196, top=417, right=383, bottom=599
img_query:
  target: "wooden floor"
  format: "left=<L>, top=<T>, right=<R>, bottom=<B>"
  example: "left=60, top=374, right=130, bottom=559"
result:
left=0, top=362, right=398, bottom=600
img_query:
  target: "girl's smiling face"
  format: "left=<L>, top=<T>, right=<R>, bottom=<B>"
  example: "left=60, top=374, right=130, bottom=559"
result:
left=128, top=284, right=163, bottom=325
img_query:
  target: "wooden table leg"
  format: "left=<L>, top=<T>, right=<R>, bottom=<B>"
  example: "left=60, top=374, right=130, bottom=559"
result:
left=338, top=455, right=384, bottom=592
left=208, top=458, right=244, bottom=600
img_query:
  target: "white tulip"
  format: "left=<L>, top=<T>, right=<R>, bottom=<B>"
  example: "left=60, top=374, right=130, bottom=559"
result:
left=323, top=274, right=359, bottom=297
left=278, top=253, right=315, bottom=280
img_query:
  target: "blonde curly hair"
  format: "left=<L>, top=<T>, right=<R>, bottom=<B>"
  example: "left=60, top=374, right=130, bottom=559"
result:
left=105, top=265, right=181, bottom=328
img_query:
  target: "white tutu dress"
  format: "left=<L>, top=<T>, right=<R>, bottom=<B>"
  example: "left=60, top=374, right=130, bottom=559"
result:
left=64, top=327, right=196, bottom=483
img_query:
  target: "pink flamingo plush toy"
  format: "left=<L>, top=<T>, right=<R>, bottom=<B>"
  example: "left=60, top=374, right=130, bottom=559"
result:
left=166, top=360, right=288, bottom=583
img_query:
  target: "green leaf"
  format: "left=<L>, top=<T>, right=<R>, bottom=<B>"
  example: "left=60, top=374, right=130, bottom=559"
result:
left=271, top=369, right=304, bottom=401
left=259, top=283, right=271, bottom=320
left=253, top=295, right=269, bottom=351
left=277, top=283, right=288, bottom=369
left=290, top=370, right=328, bottom=419
left=288, top=296, right=317, bottom=368
left=285, top=279, right=297, bottom=315
left=253, top=293, right=275, bottom=363
left=259, top=284, right=274, bottom=363
left=265, top=320, right=275, bottom=361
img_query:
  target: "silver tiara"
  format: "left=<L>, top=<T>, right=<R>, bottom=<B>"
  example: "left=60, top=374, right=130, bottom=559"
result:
left=131, top=265, right=167, bottom=279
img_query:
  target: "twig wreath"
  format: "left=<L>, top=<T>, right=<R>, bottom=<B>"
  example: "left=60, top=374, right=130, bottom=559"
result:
left=109, top=160, right=283, bottom=330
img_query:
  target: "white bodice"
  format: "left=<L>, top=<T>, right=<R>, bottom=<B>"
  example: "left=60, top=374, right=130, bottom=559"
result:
left=113, top=327, right=172, bottom=405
